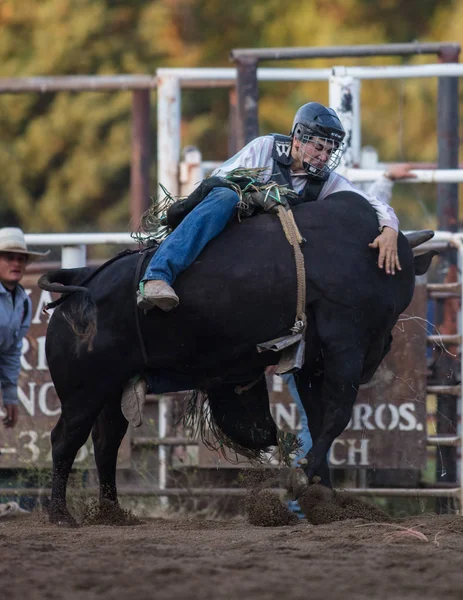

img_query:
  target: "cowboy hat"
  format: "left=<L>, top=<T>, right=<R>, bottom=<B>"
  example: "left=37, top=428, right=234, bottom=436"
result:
left=0, top=227, right=50, bottom=261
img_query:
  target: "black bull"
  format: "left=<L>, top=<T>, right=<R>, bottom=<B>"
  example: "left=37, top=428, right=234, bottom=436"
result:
left=39, top=191, right=436, bottom=526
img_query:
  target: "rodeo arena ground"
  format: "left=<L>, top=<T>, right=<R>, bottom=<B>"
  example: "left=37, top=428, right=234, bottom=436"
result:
left=4, top=43, right=463, bottom=600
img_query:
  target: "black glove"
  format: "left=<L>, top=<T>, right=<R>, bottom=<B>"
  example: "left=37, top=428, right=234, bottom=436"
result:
left=240, top=189, right=294, bottom=217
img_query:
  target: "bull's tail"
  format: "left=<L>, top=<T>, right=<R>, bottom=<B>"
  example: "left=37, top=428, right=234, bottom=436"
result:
left=38, top=268, right=97, bottom=352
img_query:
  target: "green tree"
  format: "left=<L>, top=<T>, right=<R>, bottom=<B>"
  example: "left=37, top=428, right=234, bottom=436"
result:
left=0, top=0, right=179, bottom=231
left=0, top=0, right=460, bottom=232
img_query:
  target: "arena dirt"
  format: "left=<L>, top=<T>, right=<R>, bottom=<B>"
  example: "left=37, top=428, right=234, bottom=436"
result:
left=3, top=488, right=463, bottom=600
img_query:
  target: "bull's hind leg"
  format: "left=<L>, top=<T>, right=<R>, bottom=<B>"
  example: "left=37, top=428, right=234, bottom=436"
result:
left=50, top=407, right=102, bottom=526
left=91, top=398, right=128, bottom=509
left=49, top=386, right=117, bottom=526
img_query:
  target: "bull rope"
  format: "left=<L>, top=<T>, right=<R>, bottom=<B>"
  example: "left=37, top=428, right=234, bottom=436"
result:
left=276, top=206, right=307, bottom=334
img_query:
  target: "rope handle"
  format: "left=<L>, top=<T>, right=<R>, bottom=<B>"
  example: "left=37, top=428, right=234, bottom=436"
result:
left=276, top=205, right=307, bottom=331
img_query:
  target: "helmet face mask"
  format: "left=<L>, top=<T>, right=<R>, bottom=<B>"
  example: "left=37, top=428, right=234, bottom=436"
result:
left=291, top=102, right=346, bottom=178
left=297, top=130, right=345, bottom=179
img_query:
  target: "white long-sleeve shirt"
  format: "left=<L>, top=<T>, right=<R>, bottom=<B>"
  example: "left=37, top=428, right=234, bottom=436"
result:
left=213, top=135, right=398, bottom=232
left=366, top=175, right=395, bottom=206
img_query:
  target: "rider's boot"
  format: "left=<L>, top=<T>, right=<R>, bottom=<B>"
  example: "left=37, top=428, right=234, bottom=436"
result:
left=137, top=280, right=180, bottom=312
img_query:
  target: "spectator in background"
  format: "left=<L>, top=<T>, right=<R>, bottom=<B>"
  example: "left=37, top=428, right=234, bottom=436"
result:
left=0, top=228, right=49, bottom=428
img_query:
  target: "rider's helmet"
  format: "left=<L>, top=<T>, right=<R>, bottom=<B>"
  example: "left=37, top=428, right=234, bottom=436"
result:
left=291, top=102, right=346, bottom=179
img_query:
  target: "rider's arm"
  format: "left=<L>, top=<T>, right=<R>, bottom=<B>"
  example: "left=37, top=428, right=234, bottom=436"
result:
left=366, top=164, right=416, bottom=206
left=366, top=175, right=394, bottom=206
left=321, top=173, right=401, bottom=274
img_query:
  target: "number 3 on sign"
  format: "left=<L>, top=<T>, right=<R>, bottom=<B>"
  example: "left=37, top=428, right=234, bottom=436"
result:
left=18, top=430, right=91, bottom=464
left=18, top=430, right=40, bottom=462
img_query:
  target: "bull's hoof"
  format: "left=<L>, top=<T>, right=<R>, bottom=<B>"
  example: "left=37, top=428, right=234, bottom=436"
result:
left=49, top=509, right=79, bottom=528
left=245, top=489, right=299, bottom=527
left=286, top=467, right=309, bottom=500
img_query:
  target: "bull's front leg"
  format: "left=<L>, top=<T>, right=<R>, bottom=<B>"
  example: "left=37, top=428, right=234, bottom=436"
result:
left=290, top=300, right=367, bottom=497
left=301, top=348, right=363, bottom=488
left=293, top=367, right=331, bottom=488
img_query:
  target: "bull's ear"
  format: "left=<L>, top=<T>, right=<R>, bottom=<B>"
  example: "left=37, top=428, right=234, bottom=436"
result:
left=414, top=250, right=439, bottom=275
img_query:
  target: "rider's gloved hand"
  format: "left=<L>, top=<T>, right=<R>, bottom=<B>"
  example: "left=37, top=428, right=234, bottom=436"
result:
left=240, top=189, right=292, bottom=217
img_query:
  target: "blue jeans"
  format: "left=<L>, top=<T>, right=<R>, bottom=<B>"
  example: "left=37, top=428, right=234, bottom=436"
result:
left=281, top=374, right=313, bottom=466
left=283, top=374, right=313, bottom=517
left=142, top=187, right=240, bottom=285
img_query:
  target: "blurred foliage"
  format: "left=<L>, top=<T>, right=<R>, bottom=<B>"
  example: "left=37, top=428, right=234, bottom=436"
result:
left=0, top=0, right=461, bottom=232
